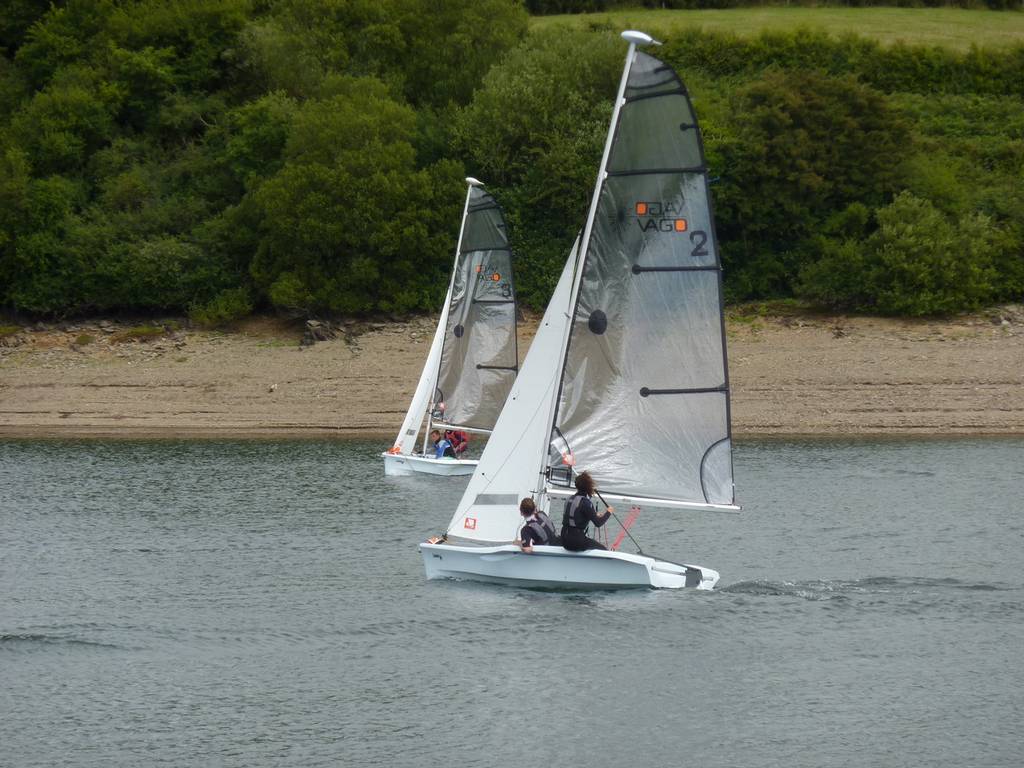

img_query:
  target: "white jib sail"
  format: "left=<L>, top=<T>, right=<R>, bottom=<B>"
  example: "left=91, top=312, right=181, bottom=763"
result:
left=446, top=237, right=580, bottom=543
left=388, top=290, right=451, bottom=455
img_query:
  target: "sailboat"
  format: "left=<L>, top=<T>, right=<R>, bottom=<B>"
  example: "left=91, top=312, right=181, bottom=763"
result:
left=383, top=178, right=518, bottom=476
left=419, top=31, right=738, bottom=588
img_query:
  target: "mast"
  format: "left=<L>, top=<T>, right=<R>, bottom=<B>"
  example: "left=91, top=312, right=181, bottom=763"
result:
left=535, top=32, right=645, bottom=500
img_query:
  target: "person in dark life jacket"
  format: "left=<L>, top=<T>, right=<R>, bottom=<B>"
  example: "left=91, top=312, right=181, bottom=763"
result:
left=444, top=429, right=469, bottom=456
left=430, top=429, right=456, bottom=459
left=515, top=498, right=561, bottom=553
left=561, top=471, right=612, bottom=551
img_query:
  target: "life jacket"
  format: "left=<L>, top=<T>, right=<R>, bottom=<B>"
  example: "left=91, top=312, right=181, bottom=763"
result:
left=562, top=494, right=588, bottom=531
left=522, top=514, right=551, bottom=545
left=536, top=511, right=557, bottom=539
left=445, top=430, right=468, bottom=451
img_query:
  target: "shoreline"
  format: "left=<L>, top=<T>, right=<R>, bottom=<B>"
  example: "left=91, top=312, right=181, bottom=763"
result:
left=2, top=308, right=1023, bottom=440
left=3, top=428, right=1023, bottom=441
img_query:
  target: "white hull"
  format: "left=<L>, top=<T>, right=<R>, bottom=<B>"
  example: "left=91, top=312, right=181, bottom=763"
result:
left=419, top=542, right=719, bottom=590
left=382, top=453, right=478, bottom=477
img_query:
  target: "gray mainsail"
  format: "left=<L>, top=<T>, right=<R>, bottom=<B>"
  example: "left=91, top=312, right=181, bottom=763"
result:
left=547, top=47, right=735, bottom=507
left=433, top=185, right=518, bottom=431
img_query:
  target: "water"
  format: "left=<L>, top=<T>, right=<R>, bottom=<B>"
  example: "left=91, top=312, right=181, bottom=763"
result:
left=2, top=438, right=1022, bottom=767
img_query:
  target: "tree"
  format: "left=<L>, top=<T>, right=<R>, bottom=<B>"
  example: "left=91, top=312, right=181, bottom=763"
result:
left=715, top=69, right=911, bottom=299
left=799, top=192, right=1000, bottom=315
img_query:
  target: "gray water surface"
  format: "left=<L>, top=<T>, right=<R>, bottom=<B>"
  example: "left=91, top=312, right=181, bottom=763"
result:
left=2, top=438, right=1022, bottom=767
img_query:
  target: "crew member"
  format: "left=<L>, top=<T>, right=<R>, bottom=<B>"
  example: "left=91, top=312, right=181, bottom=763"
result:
left=445, top=429, right=469, bottom=456
left=430, top=429, right=456, bottom=459
left=515, top=498, right=557, bottom=553
left=561, top=471, right=612, bottom=551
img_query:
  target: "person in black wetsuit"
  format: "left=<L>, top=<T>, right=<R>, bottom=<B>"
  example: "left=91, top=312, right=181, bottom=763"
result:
left=561, top=471, right=613, bottom=551
left=515, top=498, right=560, bottom=552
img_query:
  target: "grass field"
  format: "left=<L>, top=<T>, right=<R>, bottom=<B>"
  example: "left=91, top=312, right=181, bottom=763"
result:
left=531, top=7, right=1024, bottom=51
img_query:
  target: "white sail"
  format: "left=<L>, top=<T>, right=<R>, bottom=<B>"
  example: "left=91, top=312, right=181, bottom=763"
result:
left=446, top=237, right=580, bottom=543
left=387, top=292, right=450, bottom=455
left=431, top=185, right=518, bottom=432
left=545, top=45, right=737, bottom=511
left=388, top=178, right=517, bottom=459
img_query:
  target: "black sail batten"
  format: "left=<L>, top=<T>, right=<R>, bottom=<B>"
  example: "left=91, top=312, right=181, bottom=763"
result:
left=547, top=48, right=735, bottom=508
left=624, top=88, right=687, bottom=104
left=433, top=185, right=519, bottom=432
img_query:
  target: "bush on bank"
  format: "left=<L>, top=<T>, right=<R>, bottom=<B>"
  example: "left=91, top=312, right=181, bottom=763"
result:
left=0, top=3, right=1022, bottom=319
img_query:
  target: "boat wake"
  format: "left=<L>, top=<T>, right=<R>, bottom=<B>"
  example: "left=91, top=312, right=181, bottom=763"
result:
left=720, top=575, right=1008, bottom=600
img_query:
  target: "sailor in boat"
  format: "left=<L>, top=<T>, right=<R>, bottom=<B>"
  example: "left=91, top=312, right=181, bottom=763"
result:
left=514, top=498, right=560, bottom=553
left=561, top=471, right=613, bottom=551
left=429, top=429, right=456, bottom=459
left=444, top=429, right=469, bottom=457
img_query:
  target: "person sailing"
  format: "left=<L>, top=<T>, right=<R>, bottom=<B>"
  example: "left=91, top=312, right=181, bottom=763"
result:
left=429, top=429, right=456, bottom=459
left=561, top=471, right=612, bottom=551
left=444, top=429, right=469, bottom=456
left=515, top=498, right=560, bottom=553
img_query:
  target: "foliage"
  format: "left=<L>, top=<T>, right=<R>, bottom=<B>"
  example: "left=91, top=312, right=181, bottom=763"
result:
left=453, top=29, right=623, bottom=304
left=189, top=286, right=254, bottom=327
left=799, top=192, right=1001, bottom=315
left=714, top=69, right=911, bottom=299
left=1, top=5, right=1022, bottom=319
left=527, top=1, right=1022, bottom=11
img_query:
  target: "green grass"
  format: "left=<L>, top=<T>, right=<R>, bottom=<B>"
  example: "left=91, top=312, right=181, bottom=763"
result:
left=531, top=8, right=1024, bottom=51
left=74, top=333, right=96, bottom=346
left=0, top=325, right=21, bottom=338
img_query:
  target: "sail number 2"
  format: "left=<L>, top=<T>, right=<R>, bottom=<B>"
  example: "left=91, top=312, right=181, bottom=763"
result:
left=690, top=230, right=709, bottom=258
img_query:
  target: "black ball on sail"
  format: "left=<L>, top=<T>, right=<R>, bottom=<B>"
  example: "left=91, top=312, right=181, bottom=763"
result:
left=453, top=324, right=465, bottom=338
left=588, top=310, right=608, bottom=335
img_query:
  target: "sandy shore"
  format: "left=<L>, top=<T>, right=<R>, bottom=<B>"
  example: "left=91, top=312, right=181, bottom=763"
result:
left=1, top=307, right=1023, bottom=439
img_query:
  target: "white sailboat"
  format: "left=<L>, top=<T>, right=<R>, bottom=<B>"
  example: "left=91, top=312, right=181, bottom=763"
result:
left=419, top=31, right=738, bottom=588
left=383, top=178, right=519, bottom=476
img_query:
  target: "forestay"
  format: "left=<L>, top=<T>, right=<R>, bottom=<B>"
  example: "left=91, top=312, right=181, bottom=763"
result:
left=547, top=49, right=736, bottom=508
left=446, top=239, right=580, bottom=543
left=433, top=186, right=518, bottom=431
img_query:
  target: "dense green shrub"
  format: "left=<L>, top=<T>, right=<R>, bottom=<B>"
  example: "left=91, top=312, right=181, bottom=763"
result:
left=248, top=77, right=466, bottom=314
left=799, top=192, right=1001, bottom=314
left=189, top=286, right=254, bottom=327
left=1, top=6, right=1022, bottom=319
left=714, top=69, right=911, bottom=299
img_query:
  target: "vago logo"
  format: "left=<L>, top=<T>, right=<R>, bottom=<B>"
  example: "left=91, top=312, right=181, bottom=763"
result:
left=475, top=263, right=512, bottom=299
left=634, top=201, right=687, bottom=233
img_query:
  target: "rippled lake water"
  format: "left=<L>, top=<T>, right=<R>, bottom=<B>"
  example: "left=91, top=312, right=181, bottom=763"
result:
left=2, top=438, right=1022, bottom=767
